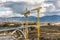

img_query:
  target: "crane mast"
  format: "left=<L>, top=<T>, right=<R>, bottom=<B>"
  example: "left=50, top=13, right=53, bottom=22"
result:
left=31, top=7, right=42, bottom=40
left=24, top=8, right=30, bottom=40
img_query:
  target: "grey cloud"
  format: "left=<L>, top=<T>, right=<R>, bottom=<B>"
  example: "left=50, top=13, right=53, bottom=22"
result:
left=44, top=11, right=60, bottom=16
left=44, top=0, right=60, bottom=9
left=0, top=0, right=60, bottom=17
left=1, top=1, right=28, bottom=13
left=0, top=1, right=42, bottom=13
left=43, top=0, right=60, bottom=14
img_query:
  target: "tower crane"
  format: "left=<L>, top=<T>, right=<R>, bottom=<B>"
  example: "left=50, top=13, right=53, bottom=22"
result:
left=23, top=8, right=30, bottom=40
left=31, top=7, right=42, bottom=40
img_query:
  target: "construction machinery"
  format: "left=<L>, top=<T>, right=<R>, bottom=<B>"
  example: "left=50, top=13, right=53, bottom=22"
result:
left=23, top=7, right=42, bottom=40
left=31, top=7, right=42, bottom=40
left=23, top=8, right=30, bottom=40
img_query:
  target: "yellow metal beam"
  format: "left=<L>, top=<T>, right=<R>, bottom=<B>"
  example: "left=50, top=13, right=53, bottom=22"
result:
left=37, top=11, right=40, bottom=40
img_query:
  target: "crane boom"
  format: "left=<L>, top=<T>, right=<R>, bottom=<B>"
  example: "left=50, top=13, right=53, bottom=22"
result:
left=31, top=7, right=42, bottom=12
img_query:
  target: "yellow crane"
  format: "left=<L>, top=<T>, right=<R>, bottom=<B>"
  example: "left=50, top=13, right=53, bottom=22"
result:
left=31, top=7, right=42, bottom=40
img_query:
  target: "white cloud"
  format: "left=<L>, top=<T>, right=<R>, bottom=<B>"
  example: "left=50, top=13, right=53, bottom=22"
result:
left=0, top=0, right=45, bottom=4
left=29, top=12, right=45, bottom=17
left=12, top=13, right=24, bottom=17
left=0, top=10, right=13, bottom=17
left=56, top=0, right=60, bottom=8
left=0, top=7, right=13, bottom=17
left=39, top=0, right=60, bottom=17
left=40, top=13, right=45, bottom=17
left=41, top=2, right=56, bottom=12
left=10, top=0, right=44, bottom=4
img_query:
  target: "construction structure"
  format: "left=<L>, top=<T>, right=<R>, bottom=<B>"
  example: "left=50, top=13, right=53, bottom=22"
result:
left=21, top=7, right=42, bottom=40
left=24, top=8, right=30, bottom=40
left=31, top=7, right=42, bottom=40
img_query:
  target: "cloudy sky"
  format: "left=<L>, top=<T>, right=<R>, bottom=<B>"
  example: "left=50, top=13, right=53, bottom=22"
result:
left=0, top=0, right=60, bottom=17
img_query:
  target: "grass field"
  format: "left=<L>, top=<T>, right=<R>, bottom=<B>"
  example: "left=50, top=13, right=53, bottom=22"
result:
left=41, top=25, right=60, bottom=40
